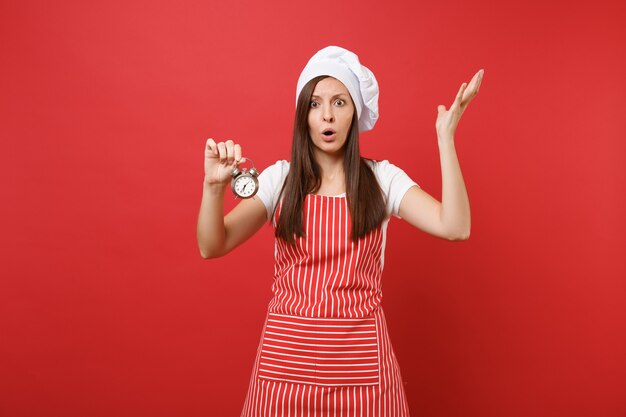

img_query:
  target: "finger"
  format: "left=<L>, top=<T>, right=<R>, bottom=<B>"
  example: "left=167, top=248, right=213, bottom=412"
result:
left=457, top=83, right=467, bottom=101
left=234, top=144, right=242, bottom=162
left=466, top=71, right=482, bottom=96
left=437, top=104, right=446, bottom=114
left=225, top=140, right=235, bottom=165
left=475, top=69, right=484, bottom=93
left=217, top=142, right=227, bottom=163
left=466, top=75, right=478, bottom=95
left=462, top=70, right=484, bottom=106
left=465, top=70, right=483, bottom=97
left=206, top=138, right=218, bottom=155
left=451, top=83, right=467, bottom=111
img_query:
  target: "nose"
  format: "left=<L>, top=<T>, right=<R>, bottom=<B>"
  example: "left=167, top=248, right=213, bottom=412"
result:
left=322, top=105, right=334, bottom=123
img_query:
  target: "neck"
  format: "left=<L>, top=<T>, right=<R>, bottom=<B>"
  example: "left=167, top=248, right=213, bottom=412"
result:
left=313, top=149, right=345, bottom=179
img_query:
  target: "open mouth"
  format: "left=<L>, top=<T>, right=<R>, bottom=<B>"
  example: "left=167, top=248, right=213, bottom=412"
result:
left=322, top=129, right=336, bottom=136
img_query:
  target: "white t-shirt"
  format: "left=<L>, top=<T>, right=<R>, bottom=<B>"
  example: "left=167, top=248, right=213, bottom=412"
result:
left=256, top=159, right=420, bottom=220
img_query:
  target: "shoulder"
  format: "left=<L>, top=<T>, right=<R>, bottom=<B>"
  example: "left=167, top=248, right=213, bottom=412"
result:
left=364, top=158, right=420, bottom=219
left=256, top=160, right=290, bottom=220
left=260, top=160, right=290, bottom=177
left=364, top=159, right=407, bottom=183
left=258, top=160, right=290, bottom=185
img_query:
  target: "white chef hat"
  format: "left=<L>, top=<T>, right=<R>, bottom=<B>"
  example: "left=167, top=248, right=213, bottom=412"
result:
left=296, top=45, right=379, bottom=132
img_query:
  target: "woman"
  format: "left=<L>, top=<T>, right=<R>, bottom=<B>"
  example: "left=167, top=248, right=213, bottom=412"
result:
left=197, top=46, right=483, bottom=416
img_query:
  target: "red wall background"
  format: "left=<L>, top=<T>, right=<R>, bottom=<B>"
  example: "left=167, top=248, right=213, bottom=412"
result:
left=1, top=0, right=625, bottom=416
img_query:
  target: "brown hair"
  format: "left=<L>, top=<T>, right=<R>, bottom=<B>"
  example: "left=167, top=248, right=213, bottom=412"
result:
left=272, top=75, right=387, bottom=244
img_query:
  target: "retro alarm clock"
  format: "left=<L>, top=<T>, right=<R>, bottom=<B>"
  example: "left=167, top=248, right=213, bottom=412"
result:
left=231, top=158, right=259, bottom=199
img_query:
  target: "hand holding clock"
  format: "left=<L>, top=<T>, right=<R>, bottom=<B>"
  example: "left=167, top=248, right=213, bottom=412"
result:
left=204, top=138, right=242, bottom=187
left=204, top=138, right=259, bottom=198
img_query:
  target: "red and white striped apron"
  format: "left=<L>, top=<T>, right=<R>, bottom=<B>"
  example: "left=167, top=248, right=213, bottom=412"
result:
left=241, top=194, right=411, bottom=416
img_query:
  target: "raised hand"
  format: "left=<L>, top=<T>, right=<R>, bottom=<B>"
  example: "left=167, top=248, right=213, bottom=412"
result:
left=436, top=69, right=484, bottom=141
left=204, top=138, right=243, bottom=187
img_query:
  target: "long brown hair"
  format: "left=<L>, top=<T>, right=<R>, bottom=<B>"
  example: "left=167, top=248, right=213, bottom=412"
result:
left=273, top=75, right=387, bottom=244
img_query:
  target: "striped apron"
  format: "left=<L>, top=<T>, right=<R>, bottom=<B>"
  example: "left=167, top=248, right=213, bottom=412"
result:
left=241, top=194, right=411, bottom=416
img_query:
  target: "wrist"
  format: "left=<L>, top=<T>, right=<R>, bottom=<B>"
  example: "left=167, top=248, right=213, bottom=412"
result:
left=203, top=178, right=228, bottom=194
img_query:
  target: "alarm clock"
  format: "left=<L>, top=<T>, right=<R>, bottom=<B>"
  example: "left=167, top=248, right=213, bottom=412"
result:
left=231, top=158, right=259, bottom=199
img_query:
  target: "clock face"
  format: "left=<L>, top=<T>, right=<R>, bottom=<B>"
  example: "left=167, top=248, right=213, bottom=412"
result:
left=234, top=175, right=257, bottom=198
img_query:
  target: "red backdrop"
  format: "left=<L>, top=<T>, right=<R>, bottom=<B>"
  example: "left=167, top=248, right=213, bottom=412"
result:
left=1, top=0, right=625, bottom=416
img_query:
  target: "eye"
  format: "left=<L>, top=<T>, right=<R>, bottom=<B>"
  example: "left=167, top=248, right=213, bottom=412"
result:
left=334, top=99, right=345, bottom=106
left=310, top=101, right=319, bottom=108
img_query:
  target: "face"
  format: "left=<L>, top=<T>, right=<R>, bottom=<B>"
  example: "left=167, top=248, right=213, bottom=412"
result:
left=307, top=77, right=355, bottom=158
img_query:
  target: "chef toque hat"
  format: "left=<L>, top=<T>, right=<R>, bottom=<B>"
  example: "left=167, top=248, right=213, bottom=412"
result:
left=296, top=46, right=379, bottom=132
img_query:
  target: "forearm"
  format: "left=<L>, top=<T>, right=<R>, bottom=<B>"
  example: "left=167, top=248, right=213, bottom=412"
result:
left=438, top=137, right=471, bottom=239
left=196, top=179, right=228, bottom=258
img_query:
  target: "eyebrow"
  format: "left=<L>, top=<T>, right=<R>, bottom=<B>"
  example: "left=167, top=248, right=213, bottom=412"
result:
left=311, top=94, right=349, bottom=99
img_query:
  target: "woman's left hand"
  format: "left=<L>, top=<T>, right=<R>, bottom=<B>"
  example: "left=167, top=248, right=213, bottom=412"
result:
left=436, top=69, right=484, bottom=141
